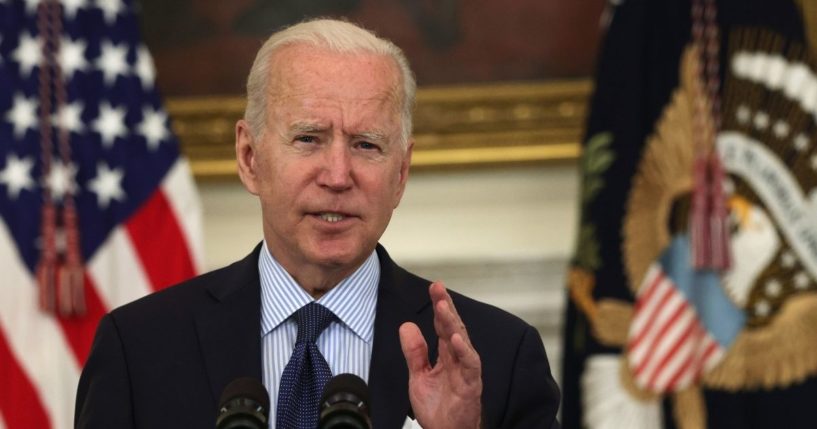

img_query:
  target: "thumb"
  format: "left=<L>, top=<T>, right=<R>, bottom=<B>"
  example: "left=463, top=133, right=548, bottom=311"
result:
left=399, top=322, right=429, bottom=374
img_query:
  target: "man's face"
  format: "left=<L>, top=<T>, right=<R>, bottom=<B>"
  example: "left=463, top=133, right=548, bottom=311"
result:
left=236, top=44, right=412, bottom=279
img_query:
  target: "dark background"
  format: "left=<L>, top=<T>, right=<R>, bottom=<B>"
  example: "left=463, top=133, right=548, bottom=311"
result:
left=136, top=0, right=607, bottom=97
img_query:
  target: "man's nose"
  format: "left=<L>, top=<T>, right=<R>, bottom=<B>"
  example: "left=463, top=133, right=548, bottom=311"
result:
left=317, top=143, right=353, bottom=191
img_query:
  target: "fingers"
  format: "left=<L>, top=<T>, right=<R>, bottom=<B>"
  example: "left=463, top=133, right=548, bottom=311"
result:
left=430, top=282, right=472, bottom=350
left=405, top=282, right=481, bottom=373
left=429, top=282, right=459, bottom=319
left=399, top=322, right=430, bottom=374
left=450, top=332, right=481, bottom=372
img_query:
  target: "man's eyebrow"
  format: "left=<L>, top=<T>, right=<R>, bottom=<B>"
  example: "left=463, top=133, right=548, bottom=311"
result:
left=286, top=123, right=391, bottom=142
left=289, top=122, right=327, bottom=134
left=352, top=130, right=389, bottom=142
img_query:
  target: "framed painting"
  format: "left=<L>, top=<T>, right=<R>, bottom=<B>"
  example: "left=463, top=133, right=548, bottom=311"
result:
left=138, top=0, right=606, bottom=179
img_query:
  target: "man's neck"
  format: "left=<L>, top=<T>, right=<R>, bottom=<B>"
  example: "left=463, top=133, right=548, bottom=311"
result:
left=264, top=239, right=371, bottom=299
left=290, top=265, right=353, bottom=299
left=265, top=251, right=367, bottom=300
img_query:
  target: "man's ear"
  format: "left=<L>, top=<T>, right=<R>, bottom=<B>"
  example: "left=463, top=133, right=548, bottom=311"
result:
left=393, top=139, right=413, bottom=208
left=235, top=119, right=260, bottom=195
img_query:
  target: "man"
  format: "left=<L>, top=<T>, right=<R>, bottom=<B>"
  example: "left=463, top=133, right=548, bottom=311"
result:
left=75, top=19, right=560, bottom=428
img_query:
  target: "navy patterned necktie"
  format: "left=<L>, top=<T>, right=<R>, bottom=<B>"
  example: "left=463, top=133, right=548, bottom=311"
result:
left=276, top=302, right=336, bottom=429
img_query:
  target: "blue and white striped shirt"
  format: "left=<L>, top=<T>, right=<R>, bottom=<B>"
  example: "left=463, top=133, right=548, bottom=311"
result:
left=258, top=241, right=379, bottom=427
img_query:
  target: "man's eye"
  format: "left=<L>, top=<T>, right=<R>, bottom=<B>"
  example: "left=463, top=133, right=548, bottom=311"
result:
left=357, top=142, right=380, bottom=151
left=295, top=135, right=317, bottom=143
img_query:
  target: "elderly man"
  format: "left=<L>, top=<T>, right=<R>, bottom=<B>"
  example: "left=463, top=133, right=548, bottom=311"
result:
left=76, top=19, right=560, bottom=428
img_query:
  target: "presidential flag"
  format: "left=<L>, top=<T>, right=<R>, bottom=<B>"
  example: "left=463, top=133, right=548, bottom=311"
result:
left=0, top=0, right=203, bottom=427
left=563, top=0, right=817, bottom=427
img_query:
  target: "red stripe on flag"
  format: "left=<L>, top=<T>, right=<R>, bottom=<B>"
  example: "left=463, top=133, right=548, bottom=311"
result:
left=682, top=330, right=721, bottom=387
left=0, top=325, right=52, bottom=429
left=125, top=190, right=196, bottom=291
left=633, top=270, right=664, bottom=311
left=644, top=318, right=699, bottom=389
left=663, top=327, right=702, bottom=392
left=57, top=272, right=107, bottom=366
left=629, top=281, right=677, bottom=350
left=687, top=330, right=716, bottom=383
left=633, top=300, right=690, bottom=376
left=698, top=338, right=720, bottom=372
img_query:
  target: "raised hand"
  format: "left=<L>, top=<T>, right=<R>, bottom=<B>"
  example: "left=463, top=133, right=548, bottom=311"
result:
left=399, top=282, right=482, bottom=429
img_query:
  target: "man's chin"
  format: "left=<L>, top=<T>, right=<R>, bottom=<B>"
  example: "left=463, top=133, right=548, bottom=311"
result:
left=308, top=243, right=373, bottom=269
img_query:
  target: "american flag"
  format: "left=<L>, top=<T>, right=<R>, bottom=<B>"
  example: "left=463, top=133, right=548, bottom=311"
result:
left=626, top=263, right=725, bottom=392
left=626, top=235, right=744, bottom=394
left=0, top=0, right=203, bottom=427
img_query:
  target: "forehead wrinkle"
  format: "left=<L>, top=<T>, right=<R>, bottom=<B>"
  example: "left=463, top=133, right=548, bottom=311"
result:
left=269, top=92, right=397, bottom=123
left=266, top=57, right=399, bottom=103
left=278, top=96, right=399, bottom=136
left=267, top=78, right=402, bottom=121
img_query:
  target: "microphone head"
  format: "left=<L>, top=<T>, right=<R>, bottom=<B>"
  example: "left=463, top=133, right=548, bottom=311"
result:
left=216, top=377, right=270, bottom=429
left=320, top=373, right=369, bottom=406
left=319, top=373, right=372, bottom=429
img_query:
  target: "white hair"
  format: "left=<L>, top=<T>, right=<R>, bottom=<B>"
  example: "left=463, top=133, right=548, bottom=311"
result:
left=244, top=18, right=416, bottom=147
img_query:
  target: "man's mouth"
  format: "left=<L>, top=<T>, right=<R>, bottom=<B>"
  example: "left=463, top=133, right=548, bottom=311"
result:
left=318, top=212, right=346, bottom=223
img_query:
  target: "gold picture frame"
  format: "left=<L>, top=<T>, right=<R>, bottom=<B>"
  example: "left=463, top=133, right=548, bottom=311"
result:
left=169, top=79, right=591, bottom=180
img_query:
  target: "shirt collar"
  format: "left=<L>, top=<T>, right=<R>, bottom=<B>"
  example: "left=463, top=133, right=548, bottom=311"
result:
left=258, top=241, right=379, bottom=343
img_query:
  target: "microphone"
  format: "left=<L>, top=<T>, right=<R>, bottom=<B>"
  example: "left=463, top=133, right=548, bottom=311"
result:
left=216, top=377, right=270, bottom=429
left=318, top=373, right=372, bottom=429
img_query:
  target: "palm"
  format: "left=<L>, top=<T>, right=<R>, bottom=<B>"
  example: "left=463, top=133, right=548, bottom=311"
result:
left=408, top=349, right=481, bottom=427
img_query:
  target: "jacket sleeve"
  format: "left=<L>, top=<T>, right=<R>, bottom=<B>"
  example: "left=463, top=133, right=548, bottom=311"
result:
left=500, top=325, right=561, bottom=428
left=75, top=314, right=135, bottom=429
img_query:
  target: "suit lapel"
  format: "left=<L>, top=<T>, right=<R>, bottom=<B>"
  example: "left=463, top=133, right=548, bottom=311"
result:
left=195, top=245, right=264, bottom=405
left=369, top=245, right=436, bottom=428
left=191, top=244, right=435, bottom=424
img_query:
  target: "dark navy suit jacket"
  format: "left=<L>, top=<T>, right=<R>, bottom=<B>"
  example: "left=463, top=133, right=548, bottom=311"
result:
left=75, top=244, right=560, bottom=428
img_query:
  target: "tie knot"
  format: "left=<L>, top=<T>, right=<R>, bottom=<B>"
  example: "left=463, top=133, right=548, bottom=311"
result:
left=295, top=302, right=335, bottom=344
